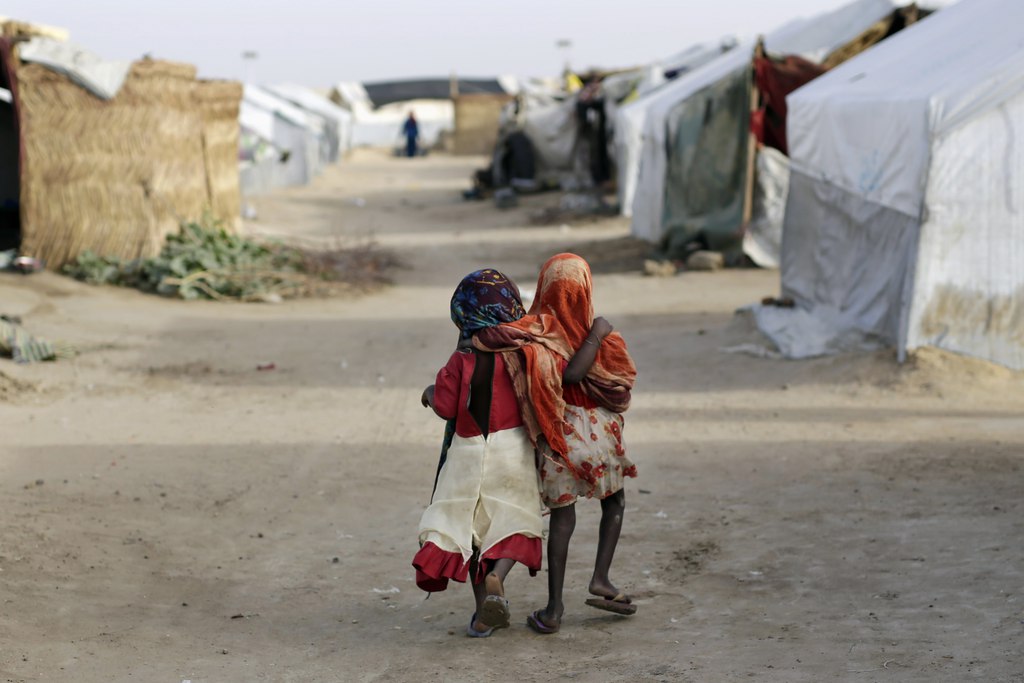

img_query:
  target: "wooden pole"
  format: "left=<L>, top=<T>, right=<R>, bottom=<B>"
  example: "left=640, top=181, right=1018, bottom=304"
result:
left=741, top=37, right=765, bottom=230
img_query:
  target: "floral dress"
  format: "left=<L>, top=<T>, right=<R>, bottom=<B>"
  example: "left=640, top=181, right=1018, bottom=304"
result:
left=538, top=383, right=637, bottom=508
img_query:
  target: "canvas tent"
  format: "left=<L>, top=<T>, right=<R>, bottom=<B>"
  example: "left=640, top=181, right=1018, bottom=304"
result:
left=479, top=69, right=663, bottom=196
left=614, top=40, right=737, bottom=217
left=739, top=4, right=934, bottom=268
left=0, top=23, right=241, bottom=268
left=265, top=83, right=353, bottom=162
left=480, top=80, right=599, bottom=194
left=239, top=85, right=321, bottom=195
left=628, top=0, right=900, bottom=257
left=758, top=0, right=1024, bottom=370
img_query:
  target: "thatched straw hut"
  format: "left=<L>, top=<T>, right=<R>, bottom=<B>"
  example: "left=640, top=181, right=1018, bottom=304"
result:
left=0, top=23, right=241, bottom=269
left=195, top=80, right=243, bottom=227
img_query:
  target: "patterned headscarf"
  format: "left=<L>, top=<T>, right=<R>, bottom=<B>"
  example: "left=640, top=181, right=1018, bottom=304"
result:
left=450, top=269, right=526, bottom=339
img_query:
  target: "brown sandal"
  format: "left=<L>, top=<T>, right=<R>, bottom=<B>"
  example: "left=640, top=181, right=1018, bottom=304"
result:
left=585, top=592, right=637, bottom=615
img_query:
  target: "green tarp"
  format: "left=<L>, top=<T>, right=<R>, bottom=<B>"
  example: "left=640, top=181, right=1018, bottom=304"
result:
left=660, top=66, right=751, bottom=260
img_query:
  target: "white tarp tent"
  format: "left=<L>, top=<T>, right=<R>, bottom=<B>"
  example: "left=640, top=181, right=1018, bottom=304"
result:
left=239, top=85, right=322, bottom=194
left=519, top=93, right=582, bottom=187
left=18, top=36, right=131, bottom=100
left=265, top=84, right=353, bottom=162
left=614, top=40, right=737, bottom=217
left=761, top=0, right=1024, bottom=370
left=628, top=0, right=899, bottom=242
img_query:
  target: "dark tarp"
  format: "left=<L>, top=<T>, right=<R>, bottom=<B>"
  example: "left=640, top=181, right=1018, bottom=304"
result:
left=363, top=78, right=505, bottom=108
left=576, top=97, right=611, bottom=185
left=495, top=131, right=536, bottom=186
left=0, top=39, right=19, bottom=251
left=660, top=65, right=751, bottom=260
left=751, top=55, right=825, bottom=155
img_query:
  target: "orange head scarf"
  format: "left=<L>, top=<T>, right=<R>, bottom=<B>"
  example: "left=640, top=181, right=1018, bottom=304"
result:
left=474, top=253, right=636, bottom=457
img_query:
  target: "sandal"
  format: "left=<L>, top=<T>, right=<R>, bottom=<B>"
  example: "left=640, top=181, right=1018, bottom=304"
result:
left=478, top=572, right=510, bottom=629
left=585, top=592, right=637, bottom=615
left=479, top=594, right=511, bottom=629
left=466, top=612, right=494, bottom=638
left=526, top=609, right=560, bottom=635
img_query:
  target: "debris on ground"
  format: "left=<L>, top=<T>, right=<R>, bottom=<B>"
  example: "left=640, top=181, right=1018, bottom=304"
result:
left=720, top=343, right=783, bottom=360
left=529, top=192, right=618, bottom=226
left=559, top=192, right=603, bottom=213
left=1, top=314, right=74, bottom=363
left=761, top=296, right=796, bottom=308
left=0, top=367, right=35, bottom=401
left=493, top=188, right=518, bottom=209
left=643, top=259, right=677, bottom=277
left=0, top=249, right=45, bottom=274
left=62, top=216, right=397, bottom=301
left=685, top=250, right=725, bottom=272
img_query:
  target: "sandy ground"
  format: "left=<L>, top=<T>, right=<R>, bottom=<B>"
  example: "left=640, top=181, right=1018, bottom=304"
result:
left=2, top=150, right=1023, bottom=683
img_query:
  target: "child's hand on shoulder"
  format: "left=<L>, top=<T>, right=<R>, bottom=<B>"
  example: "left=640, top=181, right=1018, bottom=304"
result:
left=591, top=316, right=614, bottom=340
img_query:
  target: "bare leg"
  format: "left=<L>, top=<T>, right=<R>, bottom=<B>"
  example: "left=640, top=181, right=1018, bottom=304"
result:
left=537, top=503, right=576, bottom=627
left=589, top=489, right=625, bottom=598
left=469, top=556, right=487, bottom=623
left=472, top=557, right=515, bottom=631
left=488, top=557, right=515, bottom=584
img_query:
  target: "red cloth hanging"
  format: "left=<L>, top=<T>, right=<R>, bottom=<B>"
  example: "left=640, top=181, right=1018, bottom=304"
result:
left=752, top=55, right=827, bottom=155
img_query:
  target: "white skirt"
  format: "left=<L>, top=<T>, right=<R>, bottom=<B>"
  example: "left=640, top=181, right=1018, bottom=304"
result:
left=418, top=426, right=543, bottom=561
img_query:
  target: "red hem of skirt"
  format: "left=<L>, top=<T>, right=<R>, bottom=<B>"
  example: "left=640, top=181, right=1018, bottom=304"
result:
left=412, top=535, right=542, bottom=593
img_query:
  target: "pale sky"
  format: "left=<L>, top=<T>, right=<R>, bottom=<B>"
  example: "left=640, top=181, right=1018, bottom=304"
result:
left=13, top=0, right=883, bottom=85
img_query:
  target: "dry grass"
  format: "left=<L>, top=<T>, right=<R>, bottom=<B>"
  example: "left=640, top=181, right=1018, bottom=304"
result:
left=14, top=56, right=241, bottom=270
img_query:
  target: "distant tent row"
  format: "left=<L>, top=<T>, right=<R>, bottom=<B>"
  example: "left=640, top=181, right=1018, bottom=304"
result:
left=330, top=78, right=515, bottom=151
left=623, top=0, right=914, bottom=263
left=238, top=84, right=354, bottom=196
left=0, top=22, right=242, bottom=269
left=471, top=73, right=651, bottom=198
left=474, top=0, right=1020, bottom=371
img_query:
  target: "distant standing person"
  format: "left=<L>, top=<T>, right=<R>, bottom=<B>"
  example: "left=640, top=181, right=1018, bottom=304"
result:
left=402, top=111, right=419, bottom=157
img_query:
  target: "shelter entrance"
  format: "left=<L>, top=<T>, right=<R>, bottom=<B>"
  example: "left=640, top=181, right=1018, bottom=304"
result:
left=0, top=52, right=18, bottom=252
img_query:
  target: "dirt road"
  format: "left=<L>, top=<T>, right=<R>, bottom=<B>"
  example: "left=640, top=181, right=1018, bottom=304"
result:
left=2, top=151, right=1023, bottom=682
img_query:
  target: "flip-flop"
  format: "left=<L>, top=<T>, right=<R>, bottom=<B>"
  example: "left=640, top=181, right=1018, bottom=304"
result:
left=466, top=612, right=494, bottom=638
left=477, top=572, right=510, bottom=629
left=526, top=609, right=560, bottom=635
left=585, top=592, right=637, bottom=615
left=479, top=594, right=511, bottom=629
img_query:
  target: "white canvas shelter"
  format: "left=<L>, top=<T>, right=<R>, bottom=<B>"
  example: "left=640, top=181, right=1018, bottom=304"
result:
left=762, top=0, right=1024, bottom=369
left=518, top=93, right=582, bottom=187
left=626, top=0, right=899, bottom=240
left=239, top=85, right=322, bottom=194
left=614, top=40, right=737, bottom=216
left=332, top=81, right=453, bottom=149
left=19, top=36, right=130, bottom=100
left=265, top=83, right=353, bottom=162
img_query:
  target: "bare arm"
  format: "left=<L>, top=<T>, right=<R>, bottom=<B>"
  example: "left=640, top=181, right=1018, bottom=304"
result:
left=421, top=385, right=436, bottom=409
left=563, top=317, right=613, bottom=384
